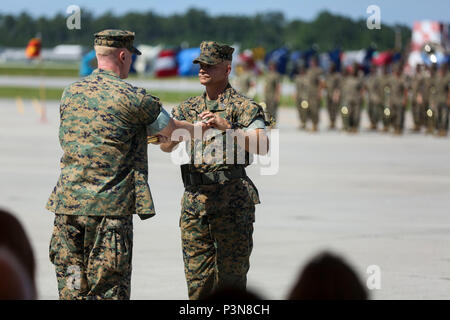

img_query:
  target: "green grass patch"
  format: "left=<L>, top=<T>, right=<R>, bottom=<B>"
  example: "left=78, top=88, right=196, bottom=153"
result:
left=0, top=65, right=201, bottom=81
left=253, top=95, right=295, bottom=107
left=0, top=86, right=300, bottom=107
left=0, top=65, right=79, bottom=77
left=0, top=86, right=201, bottom=104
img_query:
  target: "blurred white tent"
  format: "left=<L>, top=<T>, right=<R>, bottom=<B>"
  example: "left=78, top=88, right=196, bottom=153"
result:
left=341, top=50, right=366, bottom=67
left=230, top=43, right=240, bottom=77
left=134, top=44, right=162, bottom=76
left=0, top=48, right=27, bottom=62
left=47, top=45, right=83, bottom=60
left=0, top=44, right=83, bottom=62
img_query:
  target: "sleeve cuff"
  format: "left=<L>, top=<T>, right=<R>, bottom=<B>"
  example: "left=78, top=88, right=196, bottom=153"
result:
left=243, top=117, right=266, bottom=131
left=147, top=108, right=171, bottom=135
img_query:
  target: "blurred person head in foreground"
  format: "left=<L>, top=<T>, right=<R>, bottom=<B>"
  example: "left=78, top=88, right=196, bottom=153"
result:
left=205, top=285, right=263, bottom=301
left=0, top=209, right=36, bottom=299
left=287, top=251, right=368, bottom=300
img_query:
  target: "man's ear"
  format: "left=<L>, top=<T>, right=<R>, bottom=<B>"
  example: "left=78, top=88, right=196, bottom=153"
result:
left=226, top=62, right=232, bottom=76
left=119, top=50, right=126, bottom=63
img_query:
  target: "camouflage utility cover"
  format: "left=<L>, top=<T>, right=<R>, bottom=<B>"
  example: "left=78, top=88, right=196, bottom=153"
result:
left=193, top=41, right=234, bottom=65
left=46, top=68, right=162, bottom=219
left=94, top=29, right=141, bottom=55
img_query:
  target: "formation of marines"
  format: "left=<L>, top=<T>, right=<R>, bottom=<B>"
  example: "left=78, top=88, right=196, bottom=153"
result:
left=258, top=59, right=450, bottom=136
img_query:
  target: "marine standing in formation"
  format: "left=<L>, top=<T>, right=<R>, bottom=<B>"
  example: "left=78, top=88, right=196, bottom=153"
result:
left=424, top=63, right=450, bottom=136
left=365, top=65, right=382, bottom=130
left=264, top=61, right=282, bottom=124
left=341, top=64, right=363, bottom=133
left=294, top=62, right=310, bottom=130
left=46, top=30, right=202, bottom=300
left=324, top=62, right=342, bottom=130
left=235, top=60, right=257, bottom=99
left=305, top=57, right=324, bottom=132
left=159, top=41, right=270, bottom=299
left=410, top=64, right=427, bottom=132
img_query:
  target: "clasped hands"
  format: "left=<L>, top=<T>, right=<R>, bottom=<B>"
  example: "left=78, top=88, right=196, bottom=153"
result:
left=149, top=111, right=232, bottom=145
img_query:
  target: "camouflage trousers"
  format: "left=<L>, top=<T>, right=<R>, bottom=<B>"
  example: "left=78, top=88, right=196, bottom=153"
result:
left=296, top=100, right=320, bottom=128
left=180, top=186, right=255, bottom=300
left=296, top=100, right=308, bottom=127
left=266, top=100, right=279, bottom=123
left=341, top=101, right=361, bottom=131
left=411, top=102, right=427, bottom=129
left=367, top=101, right=381, bottom=127
left=392, top=104, right=406, bottom=132
left=327, top=100, right=340, bottom=127
left=426, top=103, right=449, bottom=133
left=49, top=214, right=133, bottom=300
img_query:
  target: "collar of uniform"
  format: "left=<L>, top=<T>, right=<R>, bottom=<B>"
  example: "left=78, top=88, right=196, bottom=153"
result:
left=92, top=68, right=121, bottom=79
left=195, top=83, right=234, bottom=112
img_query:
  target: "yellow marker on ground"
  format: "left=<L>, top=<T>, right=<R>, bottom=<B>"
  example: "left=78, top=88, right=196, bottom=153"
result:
left=32, top=99, right=43, bottom=116
left=16, top=97, right=25, bottom=115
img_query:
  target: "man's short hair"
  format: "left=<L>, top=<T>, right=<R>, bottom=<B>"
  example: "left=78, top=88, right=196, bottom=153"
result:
left=94, top=45, right=120, bottom=56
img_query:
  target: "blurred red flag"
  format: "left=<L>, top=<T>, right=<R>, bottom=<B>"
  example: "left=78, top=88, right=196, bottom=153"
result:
left=25, top=38, right=42, bottom=59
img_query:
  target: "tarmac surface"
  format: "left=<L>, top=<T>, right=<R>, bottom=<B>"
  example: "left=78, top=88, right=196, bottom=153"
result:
left=0, top=75, right=296, bottom=95
left=1, top=98, right=449, bottom=300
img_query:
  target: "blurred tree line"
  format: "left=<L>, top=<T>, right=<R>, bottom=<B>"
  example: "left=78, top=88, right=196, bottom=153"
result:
left=0, top=8, right=411, bottom=51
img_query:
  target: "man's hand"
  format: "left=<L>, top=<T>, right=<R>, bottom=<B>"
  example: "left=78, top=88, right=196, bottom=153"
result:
left=148, top=134, right=169, bottom=145
left=199, top=111, right=231, bottom=131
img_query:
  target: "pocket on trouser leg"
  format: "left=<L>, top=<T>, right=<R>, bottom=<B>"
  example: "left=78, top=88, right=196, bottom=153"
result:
left=213, top=207, right=255, bottom=289
left=180, top=212, right=216, bottom=300
left=49, top=214, right=88, bottom=300
left=86, top=216, right=133, bottom=300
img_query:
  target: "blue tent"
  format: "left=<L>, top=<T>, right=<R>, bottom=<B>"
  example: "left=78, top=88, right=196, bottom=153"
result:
left=328, top=49, right=342, bottom=71
left=79, top=49, right=137, bottom=77
left=362, top=47, right=376, bottom=74
left=79, top=50, right=96, bottom=77
left=302, top=48, right=318, bottom=68
left=177, top=48, right=201, bottom=76
left=129, top=53, right=137, bottom=74
left=265, top=47, right=289, bottom=74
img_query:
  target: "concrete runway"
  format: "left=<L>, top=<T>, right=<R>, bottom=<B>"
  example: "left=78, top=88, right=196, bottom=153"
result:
left=0, top=75, right=296, bottom=95
left=0, top=98, right=449, bottom=300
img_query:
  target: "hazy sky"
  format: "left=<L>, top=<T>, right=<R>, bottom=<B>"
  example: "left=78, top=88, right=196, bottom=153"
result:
left=2, top=0, right=450, bottom=27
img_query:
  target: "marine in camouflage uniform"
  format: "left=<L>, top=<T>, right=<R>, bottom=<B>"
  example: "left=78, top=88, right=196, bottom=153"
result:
left=365, top=66, right=383, bottom=130
left=379, top=65, right=394, bottom=132
left=389, top=65, right=408, bottom=135
left=304, top=58, right=324, bottom=132
left=324, top=63, right=342, bottom=130
left=163, top=41, right=268, bottom=300
left=46, top=30, right=173, bottom=300
left=410, top=64, right=427, bottom=132
left=294, top=63, right=309, bottom=129
left=341, top=65, right=363, bottom=132
left=264, top=61, right=282, bottom=123
left=425, top=63, right=450, bottom=136
left=235, top=61, right=256, bottom=98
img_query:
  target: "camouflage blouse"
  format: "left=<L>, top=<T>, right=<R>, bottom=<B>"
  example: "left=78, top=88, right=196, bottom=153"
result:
left=46, top=69, right=161, bottom=219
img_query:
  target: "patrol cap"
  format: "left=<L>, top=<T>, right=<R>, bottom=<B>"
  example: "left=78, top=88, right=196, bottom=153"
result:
left=193, top=41, right=234, bottom=65
left=94, top=29, right=141, bottom=56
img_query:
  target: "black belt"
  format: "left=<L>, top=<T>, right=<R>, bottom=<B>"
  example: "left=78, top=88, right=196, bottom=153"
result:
left=181, top=165, right=247, bottom=188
